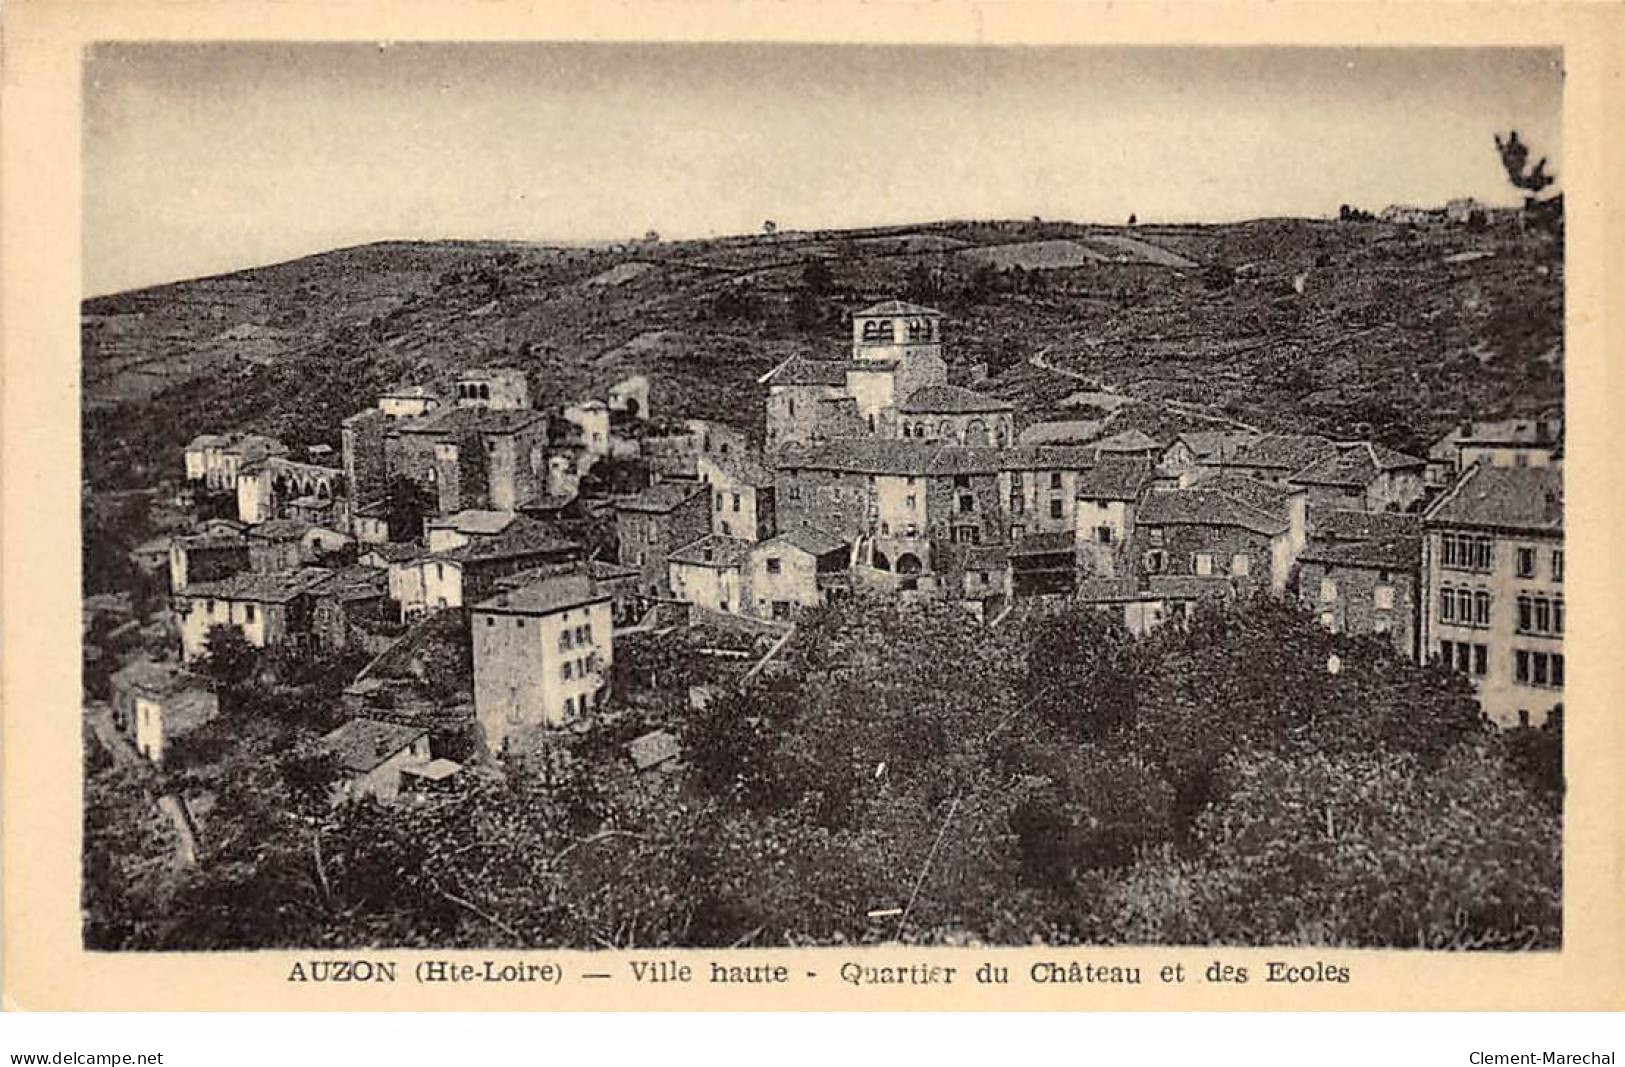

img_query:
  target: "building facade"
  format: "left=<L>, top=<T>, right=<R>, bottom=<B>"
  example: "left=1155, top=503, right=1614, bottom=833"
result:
left=471, top=573, right=614, bottom=750
left=1420, top=464, right=1564, bottom=727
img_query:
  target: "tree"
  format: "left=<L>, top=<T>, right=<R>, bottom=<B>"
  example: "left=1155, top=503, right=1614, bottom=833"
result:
left=196, top=625, right=259, bottom=692
left=1494, top=130, right=1556, bottom=199
left=385, top=476, right=435, bottom=542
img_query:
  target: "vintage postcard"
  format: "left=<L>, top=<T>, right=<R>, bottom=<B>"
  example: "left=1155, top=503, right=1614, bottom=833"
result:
left=3, top=0, right=1623, bottom=1012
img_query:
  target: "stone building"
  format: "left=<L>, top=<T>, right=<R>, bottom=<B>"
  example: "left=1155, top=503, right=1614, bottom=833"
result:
left=391, top=519, right=582, bottom=619
left=172, top=567, right=335, bottom=661
left=388, top=407, right=549, bottom=515
left=1298, top=532, right=1423, bottom=660
left=1073, top=455, right=1157, bottom=577
left=322, top=718, right=434, bottom=805
left=1203, top=433, right=1336, bottom=486
left=454, top=366, right=529, bottom=411
left=471, top=572, right=614, bottom=750
left=1288, top=441, right=1426, bottom=513
left=896, top=385, right=1014, bottom=447
left=743, top=527, right=852, bottom=620
left=1420, top=464, right=1563, bottom=727
left=849, top=299, right=948, bottom=400
left=1001, top=445, right=1108, bottom=544
left=1131, top=475, right=1308, bottom=596
left=668, top=534, right=754, bottom=616
left=612, top=481, right=711, bottom=597
left=1426, top=416, right=1563, bottom=487
left=698, top=452, right=777, bottom=542
left=109, top=658, right=219, bottom=765
left=376, top=384, right=441, bottom=420
left=183, top=432, right=289, bottom=493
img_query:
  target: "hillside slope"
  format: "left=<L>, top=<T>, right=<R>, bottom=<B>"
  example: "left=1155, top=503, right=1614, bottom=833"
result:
left=81, top=216, right=1562, bottom=490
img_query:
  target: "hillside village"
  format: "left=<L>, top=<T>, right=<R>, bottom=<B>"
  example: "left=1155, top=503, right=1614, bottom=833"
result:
left=80, top=210, right=1566, bottom=949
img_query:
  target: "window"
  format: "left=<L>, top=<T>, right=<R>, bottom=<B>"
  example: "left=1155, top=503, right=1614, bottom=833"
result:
left=1474, top=644, right=1487, bottom=676
left=959, top=494, right=974, bottom=514
left=1552, top=549, right=1564, bottom=582
left=1231, top=554, right=1250, bottom=577
left=486, top=617, right=495, bottom=627
left=562, top=629, right=573, bottom=650
left=1534, top=597, right=1551, bottom=633
left=647, top=525, right=657, bottom=544
left=1194, top=553, right=1214, bottom=577
left=906, top=494, right=917, bottom=509
left=245, top=604, right=256, bottom=622
left=766, top=558, right=782, bottom=575
left=1442, top=533, right=1493, bottom=573
left=1516, top=650, right=1530, bottom=683
left=1097, top=526, right=1114, bottom=545
left=1149, top=529, right=1165, bottom=548
left=563, top=695, right=575, bottom=719
left=1514, top=650, right=1561, bottom=688
left=715, top=493, right=723, bottom=511
left=1439, top=586, right=1455, bottom=622
left=1517, top=594, right=1532, bottom=633
left=1320, top=577, right=1338, bottom=602
left=1009, top=496, right=1023, bottom=516
left=731, top=493, right=741, bottom=513
left=1374, top=585, right=1394, bottom=610
left=1474, top=591, right=1491, bottom=626
left=1516, top=546, right=1536, bottom=578
left=435, top=563, right=444, bottom=580
left=563, top=661, right=574, bottom=680
left=1552, top=653, right=1565, bottom=687
left=1519, top=710, right=1531, bottom=727
left=1049, top=499, right=1064, bottom=520
left=1455, top=641, right=1471, bottom=674
left=1050, top=472, right=1063, bottom=490
left=954, top=475, right=970, bottom=489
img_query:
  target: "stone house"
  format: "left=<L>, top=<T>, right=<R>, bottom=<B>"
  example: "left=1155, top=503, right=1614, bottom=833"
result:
left=1000, top=445, right=1102, bottom=542
left=743, top=526, right=851, bottom=620
left=322, top=718, right=434, bottom=805
left=668, top=534, right=754, bottom=615
left=471, top=572, right=614, bottom=750
left=391, top=519, right=581, bottom=619
left=1426, top=416, right=1564, bottom=487
left=1288, top=441, right=1426, bottom=513
left=1131, top=475, right=1308, bottom=596
left=698, top=452, right=777, bottom=542
left=169, top=532, right=251, bottom=592
left=1204, top=433, right=1336, bottom=486
left=173, top=567, right=335, bottom=661
left=109, top=658, right=220, bottom=765
left=453, top=367, right=529, bottom=411
left=183, top=432, right=289, bottom=492
left=612, top=481, right=711, bottom=597
left=1298, top=533, right=1423, bottom=660
left=1074, top=575, right=1235, bottom=636
left=1074, top=455, right=1157, bottom=577
left=387, top=407, right=549, bottom=515
left=1420, top=464, right=1563, bottom=727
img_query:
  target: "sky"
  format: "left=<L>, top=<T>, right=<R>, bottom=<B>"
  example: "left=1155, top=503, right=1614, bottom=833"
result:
left=83, top=43, right=1563, bottom=296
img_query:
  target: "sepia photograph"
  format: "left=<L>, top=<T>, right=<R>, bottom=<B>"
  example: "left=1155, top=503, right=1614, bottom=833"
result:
left=71, top=39, right=1572, bottom=958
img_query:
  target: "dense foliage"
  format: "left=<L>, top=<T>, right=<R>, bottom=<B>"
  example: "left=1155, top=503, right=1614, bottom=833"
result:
left=83, top=596, right=1561, bottom=950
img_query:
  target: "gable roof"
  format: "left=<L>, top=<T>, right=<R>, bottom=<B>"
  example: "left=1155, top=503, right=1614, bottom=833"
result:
left=779, top=438, right=1001, bottom=476
left=1137, top=476, right=1296, bottom=536
left=1075, top=456, right=1156, bottom=501
left=761, top=525, right=849, bottom=558
left=110, top=658, right=205, bottom=698
left=321, top=717, right=428, bottom=775
left=394, top=407, right=546, bottom=437
left=1001, top=444, right=1102, bottom=471
left=1307, top=508, right=1421, bottom=543
left=475, top=572, right=609, bottom=616
left=1093, top=429, right=1163, bottom=453
left=427, top=509, right=516, bottom=536
left=1176, top=431, right=1260, bottom=461
left=702, top=451, right=776, bottom=488
left=669, top=534, right=754, bottom=569
left=181, top=567, right=334, bottom=604
left=1300, top=534, right=1422, bottom=572
left=1424, top=464, right=1563, bottom=534
left=1017, top=419, right=1106, bottom=446
left=1215, top=432, right=1336, bottom=472
left=854, top=299, right=943, bottom=318
left=1291, top=442, right=1426, bottom=487
left=898, top=384, right=1013, bottom=415
left=627, top=730, right=681, bottom=771
left=613, top=481, right=707, bottom=514
left=761, top=356, right=871, bottom=388
left=438, top=518, right=580, bottom=564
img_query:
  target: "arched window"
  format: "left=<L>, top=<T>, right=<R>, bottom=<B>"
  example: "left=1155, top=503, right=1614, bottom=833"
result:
left=938, top=420, right=953, bottom=438
left=896, top=553, right=923, bottom=575
left=907, top=318, right=927, bottom=342
left=965, top=418, right=989, bottom=446
left=478, top=383, right=490, bottom=400
left=872, top=550, right=891, bottom=572
left=861, top=320, right=895, bottom=344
